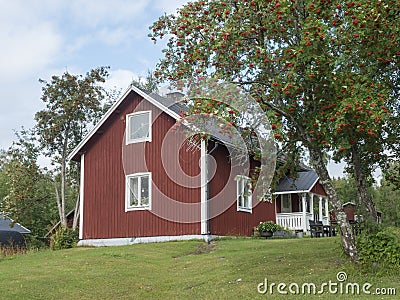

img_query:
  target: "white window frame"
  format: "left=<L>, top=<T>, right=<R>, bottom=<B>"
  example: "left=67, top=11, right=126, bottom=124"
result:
left=281, top=194, right=292, bottom=213
left=236, top=175, right=252, bottom=213
left=126, top=111, right=152, bottom=144
left=125, top=172, right=152, bottom=211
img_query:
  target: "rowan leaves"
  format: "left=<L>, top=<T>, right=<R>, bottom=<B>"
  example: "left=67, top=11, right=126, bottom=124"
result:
left=150, top=0, right=399, bottom=175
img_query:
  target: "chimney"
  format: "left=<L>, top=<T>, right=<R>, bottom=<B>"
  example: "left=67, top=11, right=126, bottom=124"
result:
left=165, top=91, right=184, bottom=102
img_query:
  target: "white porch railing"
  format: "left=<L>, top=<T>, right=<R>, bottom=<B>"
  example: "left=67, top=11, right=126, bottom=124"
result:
left=276, top=212, right=313, bottom=232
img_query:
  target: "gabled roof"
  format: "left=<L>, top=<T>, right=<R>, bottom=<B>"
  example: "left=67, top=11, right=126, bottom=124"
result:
left=148, top=92, right=187, bottom=115
left=68, top=85, right=186, bottom=161
left=273, top=170, right=319, bottom=194
left=0, top=213, right=31, bottom=234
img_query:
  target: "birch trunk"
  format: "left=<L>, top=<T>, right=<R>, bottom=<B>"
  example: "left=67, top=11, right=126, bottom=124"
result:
left=309, top=146, right=358, bottom=261
left=54, top=183, right=63, bottom=225
left=351, top=146, right=378, bottom=222
left=72, top=194, right=80, bottom=230
left=59, top=130, right=69, bottom=228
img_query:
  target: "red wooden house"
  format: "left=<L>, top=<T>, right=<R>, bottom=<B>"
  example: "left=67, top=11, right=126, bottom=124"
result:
left=69, top=85, right=328, bottom=246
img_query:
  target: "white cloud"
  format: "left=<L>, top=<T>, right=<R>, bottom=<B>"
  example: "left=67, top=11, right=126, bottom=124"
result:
left=327, top=160, right=346, bottom=179
left=153, top=0, right=189, bottom=14
left=103, top=69, right=139, bottom=91
left=68, top=0, right=150, bottom=27
left=96, top=27, right=132, bottom=47
left=0, top=2, right=62, bottom=82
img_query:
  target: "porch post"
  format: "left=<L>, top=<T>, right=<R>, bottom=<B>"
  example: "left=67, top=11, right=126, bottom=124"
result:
left=324, top=197, right=329, bottom=220
left=310, top=193, right=314, bottom=220
left=318, top=196, right=323, bottom=222
left=302, top=193, right=307, bottom=232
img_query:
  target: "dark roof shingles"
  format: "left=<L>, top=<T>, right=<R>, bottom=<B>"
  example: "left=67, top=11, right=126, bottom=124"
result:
left=275, top=170, right=319, bottom=193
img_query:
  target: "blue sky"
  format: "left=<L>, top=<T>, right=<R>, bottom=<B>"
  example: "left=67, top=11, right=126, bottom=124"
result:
left=0, top=0, right=188, bottom=149
left=0, top=0, right=350, bottom=178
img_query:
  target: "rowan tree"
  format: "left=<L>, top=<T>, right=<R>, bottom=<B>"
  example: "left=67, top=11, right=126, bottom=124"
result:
left=35, top=67, right=109, bottom=228
left=150, top=0, right=400, bottom=260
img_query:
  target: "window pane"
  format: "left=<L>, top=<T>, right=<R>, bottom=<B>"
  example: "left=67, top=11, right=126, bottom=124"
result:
left=141, top=176, right=149, bottom=206
left=129, top=177, right=139, bottom=206
left=129, top=113, right=149, bottom=141
left=283, top=195, right=289, bottom=209
left=237, top=179, right=244, bottom=207
left=243, top=181, right=251, bottom=208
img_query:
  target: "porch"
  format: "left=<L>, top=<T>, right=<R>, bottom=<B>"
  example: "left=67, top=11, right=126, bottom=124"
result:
left=275, top=193, right=330, bottom=232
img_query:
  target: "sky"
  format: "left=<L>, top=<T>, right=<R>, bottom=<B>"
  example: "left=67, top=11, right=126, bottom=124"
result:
left=0, top=0, right=350, bottom=178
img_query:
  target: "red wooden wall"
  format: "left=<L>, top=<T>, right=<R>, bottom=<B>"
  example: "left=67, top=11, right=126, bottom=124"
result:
left=207, top=141, right=276, bottom=236
left=81, top=91, right=201, bottom=239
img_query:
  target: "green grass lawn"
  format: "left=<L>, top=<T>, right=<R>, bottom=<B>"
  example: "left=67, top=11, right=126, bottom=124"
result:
left=0, top=237, right=398, bottom=299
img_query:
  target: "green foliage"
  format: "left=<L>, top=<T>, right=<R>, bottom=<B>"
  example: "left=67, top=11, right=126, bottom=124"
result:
left=131, top=69, right=159, bottom=93
left=50, top=228, right=79, bottom=250
left=35, top=67, right=110, bottom=159
left=384, top=161, right=400, bottom=191
left=256, top=221, right=282, bottom=233
left=35, top=67, right=110, bottom=227
left=332, top=177, right=358, bottom=204
left=0, top=130, right=58, bottom=239
left=357, top=227, right=400, bottom=272
left=0, top=149, right=7, bottom=195
left=374, top=178, right=400, bottom=227
left=150, top=0, right=399, bottom=169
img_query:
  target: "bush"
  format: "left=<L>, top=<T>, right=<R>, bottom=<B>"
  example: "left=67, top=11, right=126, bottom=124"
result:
left=25, top=235, right=50, bottom=250
left=256, top=221, right=283, bottom=233
left=51, top=228, right=79, bottom=250
left=357, top=226, right=400, bottom=272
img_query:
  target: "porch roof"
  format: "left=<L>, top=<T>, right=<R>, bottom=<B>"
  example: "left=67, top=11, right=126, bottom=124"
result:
left=274, top=170, right=319, bottom=194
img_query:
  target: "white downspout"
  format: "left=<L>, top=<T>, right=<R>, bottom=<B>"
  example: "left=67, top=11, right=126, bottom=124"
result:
left=79, top=154, right=85, bottom=240
left=200, top=140, right=208, bottom=235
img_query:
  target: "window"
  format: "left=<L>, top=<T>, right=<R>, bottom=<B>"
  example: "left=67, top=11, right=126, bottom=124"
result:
left=236, top=175, right=252, bottom=212
left=126, top=173, right=151, bottom=211
left=281, top=194, right=292, bottom=213
left=126, top=111, right=151, bottom=144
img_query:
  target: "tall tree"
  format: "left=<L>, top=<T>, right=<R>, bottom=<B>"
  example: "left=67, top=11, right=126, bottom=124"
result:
left=332, top=177, right=357, bottom=204
left=0, top=130, right=58, bottom=238
left=374, top=175, right=400, bottom=226
left=0, top=149, right=8, bottom=201
left=35, top=67, right=109, bottom=228
left=385, top=161, right=400, bottom=190
left=150, top=0, right=400, bottom=260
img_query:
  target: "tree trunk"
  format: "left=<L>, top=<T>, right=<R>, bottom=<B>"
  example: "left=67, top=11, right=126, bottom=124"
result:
left=59, top=157, right=67, bottom=228
left=54, top=183, right=63, bottom=225
left=309, top=146, right=358, bottom=261
left=59, top=132, right=69, bottom=228
left=72, top=194, right=80, bottom=230
left=351, top=146, right=378, bottom=223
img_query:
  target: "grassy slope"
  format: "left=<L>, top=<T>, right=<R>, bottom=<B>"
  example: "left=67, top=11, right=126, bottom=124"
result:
left=0, top=237, right=398, bottom=299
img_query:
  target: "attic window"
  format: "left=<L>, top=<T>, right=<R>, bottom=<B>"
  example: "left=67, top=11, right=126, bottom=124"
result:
left=126, top=172, right=151, bottom=211
left=126, top=111, right=151, bottom=144
left=236, top=175, right=252, bottom=213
